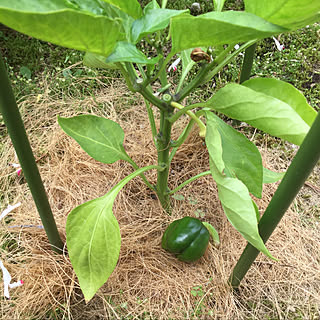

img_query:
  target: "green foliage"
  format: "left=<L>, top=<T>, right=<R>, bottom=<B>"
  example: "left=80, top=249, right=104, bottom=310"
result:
left=244, top=0, right=320, bottom=29
left=243, top=78, right=317, bottom=126
left=205, top=81, right=313, bottom=145
left=67, top=165, right=161, bottom=301
left=263, top=167, right=285, bottom=184
left=209, top=159, right=274, bottom=259
left=131, top=2, right=188, bottom=43
left=58, top=115, right=131, bottom=164
left=171, top=11, right=286, bottom=53
left=0, top=1, right=121, bottom=56
left=206, top=112, right=263, bottom=198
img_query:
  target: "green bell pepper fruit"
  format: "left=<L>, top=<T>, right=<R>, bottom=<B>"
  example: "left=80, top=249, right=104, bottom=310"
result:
left=162, top=217, right=210, bottom=262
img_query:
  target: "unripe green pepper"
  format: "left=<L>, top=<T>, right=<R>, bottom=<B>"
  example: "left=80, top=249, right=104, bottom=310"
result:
left=162, top=217, right=210, bottom=262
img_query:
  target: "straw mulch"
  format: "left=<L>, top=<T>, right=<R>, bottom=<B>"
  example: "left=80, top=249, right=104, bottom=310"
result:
left=0, top=82, right=319, bottom=319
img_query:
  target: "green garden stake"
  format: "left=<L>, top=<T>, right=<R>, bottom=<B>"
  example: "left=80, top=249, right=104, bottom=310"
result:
left=0, top=53, right=64, bottom=253
left=230, top=110, right=320, bottom=287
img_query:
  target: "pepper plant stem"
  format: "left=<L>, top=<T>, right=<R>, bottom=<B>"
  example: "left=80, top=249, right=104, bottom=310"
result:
left=229, top=111, right=320, bottom=287
left=0, top=53, right=64, bottom=253
left=239, top=43, right=257, bottom=84
left=156, top=109, right=173, bottom=211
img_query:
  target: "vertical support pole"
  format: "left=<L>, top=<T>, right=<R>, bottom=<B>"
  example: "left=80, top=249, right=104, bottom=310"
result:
left=230, top=111, right=320, bottom=287
left=0, top=53, right=64, bottom=253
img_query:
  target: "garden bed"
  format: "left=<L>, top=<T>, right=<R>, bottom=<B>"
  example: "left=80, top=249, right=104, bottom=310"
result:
left=1, top=85, right=319, bottom=319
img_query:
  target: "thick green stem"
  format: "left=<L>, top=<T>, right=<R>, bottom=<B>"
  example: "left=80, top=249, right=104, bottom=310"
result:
left=0, top=53, right=64, bottom=253
left=239, top=43, right=257, bottom=84
left=156, top=109, right=173, bottom=211
left=229, top=111, right=320, bottom=287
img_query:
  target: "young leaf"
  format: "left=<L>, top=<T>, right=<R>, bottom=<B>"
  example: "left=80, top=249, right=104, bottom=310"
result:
left=58, top=115, right=130, bottom=164
left=0, top=0, right=121, bottom=56
left=202, top=222, right=220, bottom=245
left=209, top=159, right=275, bottom=259
left=244, top=0, right=320, bottom=30
left=212, top=0, right=226, bottom=12
left=102, top=0, right=142, bottom=19
left=67, top=165, right=160, bottom=301
left=171, top=11, right=287, bottom=53
left=99, top=2, right=135, bottom=42
left=131, top=6, right=188, bottom=43
left=206, top=112, right=263, bottom=198
left=177, top=49, right=196, bottom=91
left=204, top=83, right=310, bottom=145
left=105, top=42, right=161, bottom=64
left=263, top=167, right=285, bottom=184
left=243, top=78, right=317, bottom=127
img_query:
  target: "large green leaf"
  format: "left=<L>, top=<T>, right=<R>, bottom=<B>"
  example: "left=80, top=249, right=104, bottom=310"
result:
left=171, top=11, right=286, bottom=53
left=0, top=0, right=121, bottom=56
left=58, top=115, right=130, bottom=164
left=243, top=78, right=317, bottom=127
left=204, top=83, right=311, bottom=145
left=67, top=165, right=159, bottom=301
left=101, top=0, right=142, bottom=19
left=131, top=4, right=188, bottom=43
left=209, top=159, right=274, bottom=259
left=105, top=42, right=161, bottom=64
left=244, top=0, right=320, bottom=30
left=206, top=112, right=263, bottom=198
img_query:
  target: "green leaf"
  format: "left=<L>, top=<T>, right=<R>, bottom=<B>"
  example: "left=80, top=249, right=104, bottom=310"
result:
left=244, top=0, right=320, bottom=30
left=204, top=83, right=311, bottom=145
left=67, top=165, right=160, bottom=301
left=209, top=159, right=275, bottom=259
left=98, top=2, right=135, bottom=42
left=205, top=115, right=225, bottom=173
left=206, top=112, right=263, bottom=198
left=252, top=199, right=260, bottom=222
left=263, top=167, right=285, bottom=184
left=105, top=42, right=161, bottom=64
left=212, top=0, right=226, bottom=12
left=202, top=222, right=220, bottom=245
left=243, top=78, right=317, bottom=127
left=83, top=52, right=119, bottom=69
left=0, top=0, right=121, bottom=56
left=177, top=48, right=196, bottom=91
left=171, top=11, right=287, bottom=53
left=58, top=115, right=130, bottom=164
left=101, top=0, right=142, bottom=19
left=131, top=6, right=188, bottom=43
